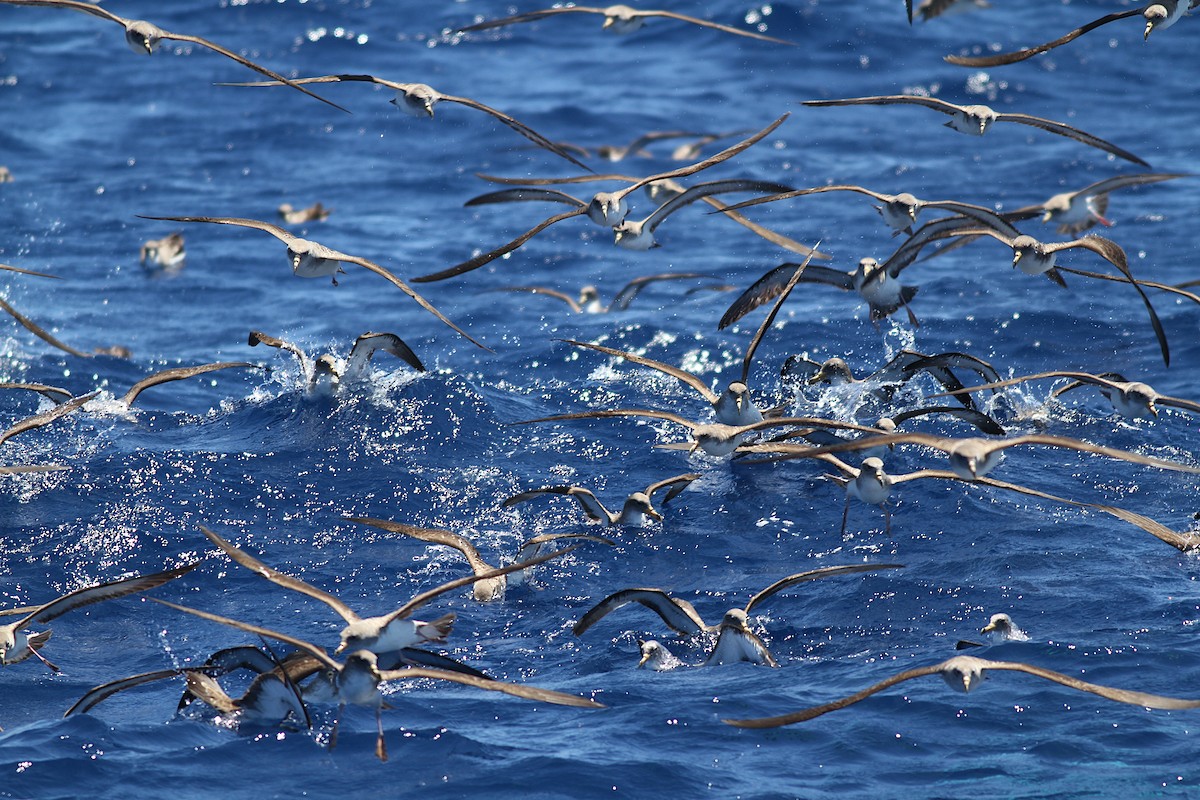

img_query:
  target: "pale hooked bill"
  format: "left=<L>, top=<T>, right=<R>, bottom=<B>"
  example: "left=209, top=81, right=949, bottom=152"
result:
left=801, top=94, right=1150, bottom=167
left=944, top=1, right=1199, bottom=67
left=346, top=517, right=608, bottom=602
left=458, top=4, right=796, bottom=46
left=0, top=0, right=348, bottom=113
left=136, top=214, right=488, bottom=351
left=415, top=114, right=790, bottom=282
left=574, top=564, right=904, bottom=667
left=722, top=655, right=1200, bottom=728
left=1, top=562, right=197, bottom=671
left=503, top=472, right=699, bottom=526
left=150, top=598, right=604, bottom=762
left=218, top=74, right=588, bottom=170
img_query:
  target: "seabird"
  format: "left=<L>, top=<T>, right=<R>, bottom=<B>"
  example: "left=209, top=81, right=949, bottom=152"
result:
left=135, top=214, right=487, bottom=350
left=930, top=370, right=1200, bottom=420
left=220, top=74, right=587, bottom=170
left=718, top=185, right=1009, bottom=236
left=414, top=114, right=790, bottom=282
left=1006, top=173, right=1189, bottom=235
left=151, top=599, right=604, bottom=761
left=807, top=455, right=1200, bottom=553
left=801, top=95, right=1149, bottom=167
left=503, top=472, right=699, bottom=526
left=611, top=179, right=795, bottom=251
left=516, top=408, right=888, bottom=458
left=139, top=232, right=186, bottom=272
left=199, top=525, right=496, bottom=655
left=793, top=351, right=1002, bottom=412
left=560, top=254, right=816, bottom=427
left=345, top=517, right=604, bottom=602
left=492, top=272, right=711, bottom=314
left=248, top=330, right=425, bottom=388
left=740, top=431, right=1200, bottom=481
left=722, top=655, right=1200, bottom=727
left=1, top=562, right=197, bottom=670
left=458, top=4, right=795, bottom=45
left=637, top=639, right=683, bottom=671
left=473, top=171, right=828, bottom=259
left=0, top=0, right=347, bottom=112
left=911, top=0, right=991, bottom=23
left=574, top=564, right=904, bottom=667
left=66, top=649, right=315, bottom=728
left=944, top=1, right=1200, bottom=67
left=720, top=213, right=1001, bottom=328
left=277, top=202, right=331, bottom=225
left=942, top=223, right=1170, bottom=365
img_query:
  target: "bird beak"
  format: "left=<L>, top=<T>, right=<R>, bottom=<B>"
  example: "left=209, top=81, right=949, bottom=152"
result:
left=648, top=508, right=664, bottom=522
left=1011, top=251, right=1023, bottom=268
left=980, top=621, right=997, bottom=634
left=1041, top=210, right=1052, bottom=223
left=602, top=17, right=615, bottom=29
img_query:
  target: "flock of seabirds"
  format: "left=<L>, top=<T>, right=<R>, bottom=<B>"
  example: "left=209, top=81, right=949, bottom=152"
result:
left=2, top=0, right=1200, bottom=763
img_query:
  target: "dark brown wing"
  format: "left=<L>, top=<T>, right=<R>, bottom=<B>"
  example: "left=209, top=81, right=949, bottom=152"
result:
left=413, top=208, right=585, bottom=283
left=200, top=526, right=361, bottom=623
left=722, top=662, right=948, bottom=727
left=0, top=296, right=91, bottom=358
left=945, top=9, right=1142, bottom=67
left=0, top=391, right=97, bottom=447
left=20, top=562, right=199, bottom=629
left=121, top=362, right=260, bottom=406
left=744, top=563, right=905, bottom=614
left=559, top=338, right=717, bottom=403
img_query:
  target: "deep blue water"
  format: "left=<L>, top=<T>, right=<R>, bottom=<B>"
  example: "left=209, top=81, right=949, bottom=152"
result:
left=1, top=1, right=1199, bottom=797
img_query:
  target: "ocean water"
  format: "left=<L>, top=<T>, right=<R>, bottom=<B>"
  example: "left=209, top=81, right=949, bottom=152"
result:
left=1, top=1, right=1198, bottom=797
